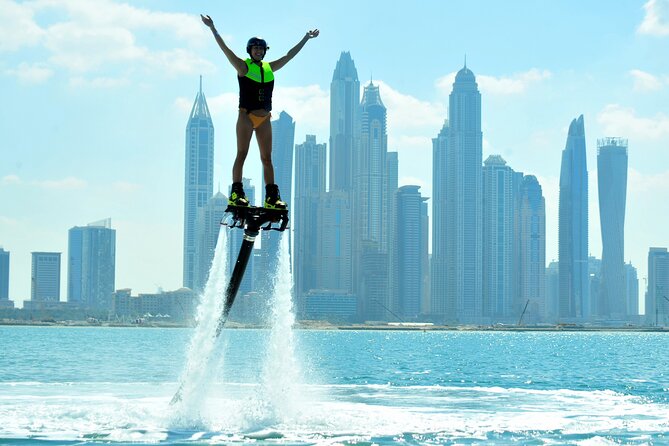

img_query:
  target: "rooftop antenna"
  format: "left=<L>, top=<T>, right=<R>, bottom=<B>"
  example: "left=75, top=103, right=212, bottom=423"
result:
left=464, top=54, right=467, bottom=69
left=199, top=74, right=202, bottom=94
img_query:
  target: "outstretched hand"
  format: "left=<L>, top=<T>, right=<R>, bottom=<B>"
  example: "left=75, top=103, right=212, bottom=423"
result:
left=201, top=14, right=214, bottom=28
left=306, top=29, right=320, bottom=39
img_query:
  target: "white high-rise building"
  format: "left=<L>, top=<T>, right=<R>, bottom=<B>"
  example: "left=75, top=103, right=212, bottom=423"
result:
left=183, top=77, right=214, bottom=290
left=432, top=64, right=482, bottom=323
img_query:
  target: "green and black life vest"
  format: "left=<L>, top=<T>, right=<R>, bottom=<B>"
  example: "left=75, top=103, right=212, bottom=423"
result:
left=238, top=58, right=274, bottom=111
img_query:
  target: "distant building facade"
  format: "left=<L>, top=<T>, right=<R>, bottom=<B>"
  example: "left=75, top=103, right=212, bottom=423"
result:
left=31, top=252, right=61, bottom=302
left=294, top=135, right=327, bottom=304
left=67, top=219, right=116, bottom=310
left=558, top=115, right=589, bottom=321
left=194, top=191, right=227, bottom=293
left=329, top=51, right=360, bottom=192
left=625, top=262, right=639, bottom=321
left=518, top=175, right=546, bottom=324
left=646, top=247, right=669, bottom=326
left=597, top=137, right=628, bottom=321
left=111, top=287, right=197, bottom=322
left=432, top=64, right=483, bottom=323
left=394, top=186, right=429, bottom=320
left=183, top=78, right=214, bottom=290
left=355, top=81, right=390, bottom=321
left=482, top=155, right=521, bottom=323
left=0, top=248, right=12, bottom=308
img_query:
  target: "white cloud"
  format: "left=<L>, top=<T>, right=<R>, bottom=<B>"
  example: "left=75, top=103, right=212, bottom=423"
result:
left=374, top=80, right=446, bottom=135
left=35, top=176, right=87, bottom=190
left=638, top=0, right=669, bottom=36
left=597, top=104, right=669, bottom=140
left=0, top=0, right=44, bottom=51
left=3, top=0, right=210, bottom=82
left=273, top=84, right=330, bottom=136
left=478, top=69, right=552, bottom=95
left=435, top=69, right=551, bottom=96
left=31, top=0, right=204, bottom=43
left=1, top=174, right=22, bottom=185
left=629, top=69, right=664, bottom=91
left=5, top=62, right=54, bottom=84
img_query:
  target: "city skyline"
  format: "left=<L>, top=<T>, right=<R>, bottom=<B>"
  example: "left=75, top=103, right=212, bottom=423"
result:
left=2, top=0, right=669, bottom=309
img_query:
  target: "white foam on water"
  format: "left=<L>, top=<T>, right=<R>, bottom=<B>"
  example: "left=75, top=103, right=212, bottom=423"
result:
left=245, top=232, right=307, bottom=427
left=170, top=228, right=229, bottom=424
left=2, top=382, right=669, bottom=443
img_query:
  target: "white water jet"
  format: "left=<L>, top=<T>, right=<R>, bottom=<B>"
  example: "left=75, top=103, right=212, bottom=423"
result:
left=259, top=232, right=303, bottom=422
left=171, top=228, right=229, bottom=422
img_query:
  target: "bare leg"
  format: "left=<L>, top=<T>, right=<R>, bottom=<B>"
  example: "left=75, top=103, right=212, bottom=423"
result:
left=255, top=117, right=274, bottom=185
left=233, top=111, right=254, bottom=183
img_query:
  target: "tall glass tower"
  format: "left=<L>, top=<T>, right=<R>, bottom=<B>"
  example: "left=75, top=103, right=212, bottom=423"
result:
left=395, top=186, right=428, bottom=319
left=558, top=115, right=589, bottom=321
left=355, top=81, right=389, bottom=320
left=519, top=175, right=546, bottom=323
left=482, top=155, right=518, bottom=322
left=183, top=77, right=214, bottom=290
left=439, top=64, right=482, bottom=323
left=67, top=219, right=116, bottom=309
left=597, top=137, right=628, bottom=320
left=329, top=51, right=360, bottom=192
left=431, top=121, right=449, bottom=318
left=294, top=135, right=326, bottom=301
left=0, top=248, right=10, bottom=305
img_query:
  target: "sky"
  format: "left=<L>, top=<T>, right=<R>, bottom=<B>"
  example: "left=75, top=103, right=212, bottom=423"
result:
left=1, top=0, right=668, bottom=311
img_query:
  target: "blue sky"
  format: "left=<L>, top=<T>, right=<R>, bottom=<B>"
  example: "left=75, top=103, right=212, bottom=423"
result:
left=1, top=0, right=668, bottom=310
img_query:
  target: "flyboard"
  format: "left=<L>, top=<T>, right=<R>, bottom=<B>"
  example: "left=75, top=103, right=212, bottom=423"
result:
left=170, top=205, right=289, bottom=405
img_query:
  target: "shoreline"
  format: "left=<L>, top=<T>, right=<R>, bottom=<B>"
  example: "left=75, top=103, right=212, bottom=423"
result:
left=1, top=319, right=668, bottom=332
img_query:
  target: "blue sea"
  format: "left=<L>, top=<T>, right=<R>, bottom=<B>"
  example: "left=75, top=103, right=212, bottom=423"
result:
left=1, top=326, right=669, bottom=445
left=2, top=233, right=668, bottom=445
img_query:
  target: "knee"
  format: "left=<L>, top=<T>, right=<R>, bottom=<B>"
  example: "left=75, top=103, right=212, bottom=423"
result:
left=260, top=152, right=273, bottom=166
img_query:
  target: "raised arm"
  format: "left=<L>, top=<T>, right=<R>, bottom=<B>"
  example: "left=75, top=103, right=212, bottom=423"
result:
left=201, top=14, right=247, bottom=77
left=269, top=29, right=319, bottom=72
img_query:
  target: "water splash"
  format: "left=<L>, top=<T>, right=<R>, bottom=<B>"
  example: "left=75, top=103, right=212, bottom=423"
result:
left=258, top=232, right=303, bottom=422
left=171, top=228, right=229, bottom=423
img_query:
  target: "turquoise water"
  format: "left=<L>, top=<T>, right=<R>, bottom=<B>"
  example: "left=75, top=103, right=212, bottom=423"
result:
left=1, top=326, right=668, bottom=445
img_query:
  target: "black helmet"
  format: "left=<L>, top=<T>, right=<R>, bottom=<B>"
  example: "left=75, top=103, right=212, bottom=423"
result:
left=246, top=37, right=269, bottom=55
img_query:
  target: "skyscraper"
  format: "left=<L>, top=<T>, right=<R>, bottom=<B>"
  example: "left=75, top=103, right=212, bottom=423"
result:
left=183, top=77, right=214, bottom=290
left=518, top=175, right=546, bottom=323
left=355, top=81, right=389, bottom=320
left=31, top=252, right=61, bottom=302
left=558, top=115, right=588, bottom=321
left=482, top=155, right=519, bottom=322
left=294, top=135, right=326, bottom=301
left=329, top=51, right=360, bottom=192
left=431, top=121, right=449, bottom=318
left=0, top=248, right=11, bottom=307
left=194, top=191, right=227, bottom=293
left=597, top=137, right=628, bottom=320
left=317, top=191, right=353, bottom=293
left=395, top=186, right=429, bottom=319
left=67, top=219, right=116, bottom=309
left=625, top=262, right=639, bottom=320
left=259, top=111, right=295, bottom=290
left=435, top=64, right=483, bottom=323
left=646, top=247, right=669, bottom=326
